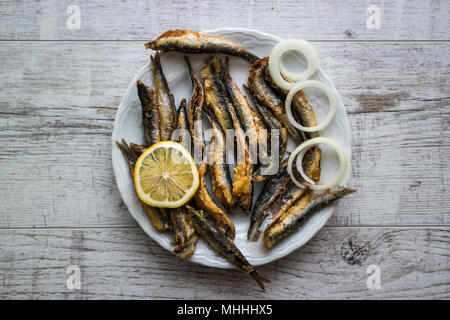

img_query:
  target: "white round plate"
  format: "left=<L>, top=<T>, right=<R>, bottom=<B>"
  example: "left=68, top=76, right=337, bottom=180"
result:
left=112, top=28, right=351, bottom=268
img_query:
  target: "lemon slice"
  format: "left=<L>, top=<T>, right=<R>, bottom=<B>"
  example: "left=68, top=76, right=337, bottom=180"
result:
left=134, top=141, right=199, bottom=208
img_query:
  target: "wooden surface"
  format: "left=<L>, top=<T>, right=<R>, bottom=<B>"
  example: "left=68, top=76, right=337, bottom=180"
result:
left=0, top=0, right=449, bottom=299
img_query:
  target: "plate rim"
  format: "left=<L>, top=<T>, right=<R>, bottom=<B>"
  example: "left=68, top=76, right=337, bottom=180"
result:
left=111, top=27, right=352, bottom=269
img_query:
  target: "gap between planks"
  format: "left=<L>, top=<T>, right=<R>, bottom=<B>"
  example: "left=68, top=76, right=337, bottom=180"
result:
left=0, top=225, right=449, bottom=231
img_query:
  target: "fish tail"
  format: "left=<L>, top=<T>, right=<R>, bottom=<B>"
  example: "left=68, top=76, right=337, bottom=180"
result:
left=250, top=270, right=270, bottom=293
left=184, top=55, right=196, bottom=85
left=115, top=138, right=131, bottom=158
left=153, top=52, right=163, bottom=69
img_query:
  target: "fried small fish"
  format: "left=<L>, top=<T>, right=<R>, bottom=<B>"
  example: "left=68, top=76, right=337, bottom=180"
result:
left=136, top=80, right=160, bottom=146
left=115, top=139, right=171, bottom=232
left=205, top=111, right=235, bottom=212
left=186, top=205, right=270, bottom=292
left=151, top=53, right=177, bottom=141
left=223, top=57, right=259, bottom=164
left=169, top=206, right=198, bottom=259
left=184, top=55, right=205, bottom=154
left=264, top=69, right=318, bottom=140
left=201, top=56, right=234, bottom=133
left=248, top=159, right=291, bottom=241
left=169, top=206, right=195, bottom=246
left=247, top=57, right=303, bottom=144
left=250, top=148, right=322, bottom=241
left=194, top=156, right=235, bottom=239
left=244, top=84, right=288, bottom=182
left=166, top=101, right=198, bottom=259
left=145, top=29, right=259, bottom=63
left=174, top=99, right=190, bottom=150
left=229, top=112, right=253, bottom=213
left=172, top=233, right=199, bottom=259
left=263, top=188, right=356, bottom=249
left=213, top=58, right=252, bottom=213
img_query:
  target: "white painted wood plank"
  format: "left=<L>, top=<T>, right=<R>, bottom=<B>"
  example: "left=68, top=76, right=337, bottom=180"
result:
left=0, top=0, right=448, bottom=41
left=0, top=227, right=448, bottom=299
left=0, top=41, right=448, bottom=228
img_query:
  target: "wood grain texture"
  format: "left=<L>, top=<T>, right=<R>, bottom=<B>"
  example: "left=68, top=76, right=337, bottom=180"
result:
left=0, top=3, right=449, bottom=299
left=0, top=227, right=448, bottom=299
left=0, top=0, right=449, bottom=41
left=0, top=41, right=448, bottom=228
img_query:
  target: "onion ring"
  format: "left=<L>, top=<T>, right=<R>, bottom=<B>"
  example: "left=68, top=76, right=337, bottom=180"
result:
left=268, top=39, right=319, bottom=91
left=285, top=80, right=337, bottom=132
left=287, top=137, right=350, bottom=191
left=279, top=41, right=319, bottom=82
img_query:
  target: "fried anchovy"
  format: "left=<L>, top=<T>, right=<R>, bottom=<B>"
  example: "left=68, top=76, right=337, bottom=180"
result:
left=169, top=206, right=195, bottom=246
left=223, top=57, right=259, bottom=163
left=151, top=53, right=177, bottom=141
left=251, top=148, right=322, bottom=241
left=174, top=99, right=190, bottom=149
left=184, top=55, right=205, bottom=152
left=244, top=84, right=288, bottom=183
left=205, top=110, right=235, bottom=212
left=145, top=29, right=259, bottom=63
left=264, top=69, right=318, bottom=140
left=247, top=57, right=303, bottom=144
left=136, top=80, right=160, bottom=146
left=115, top=139, right=171, bottom=232
left=201, top=56, right=234, bottom=133
left=186, top=205, right=270, bottom=292
left=263, top=188, right=356, bottom=249
left=169, top=206, right=198, bottom=259
left=213, top=57, right=252, bottom=213
left=194, top=156, right=235, bottom=239
left=248, top=158, right=291, bottom=241
left=166, top=101, right=198, bottom=259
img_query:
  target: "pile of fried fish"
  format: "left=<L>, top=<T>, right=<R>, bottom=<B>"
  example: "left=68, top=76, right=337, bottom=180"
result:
left=117, top=30, right=356, bottom=292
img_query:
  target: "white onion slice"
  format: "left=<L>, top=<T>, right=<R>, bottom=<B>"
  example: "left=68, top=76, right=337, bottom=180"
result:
left=279, top=41, right=319, bottom=82
left=268, top=39, right=319, bottom=91
left=288, top=137, right=350, bottom=191
left=285, top=80, right=337, bottom=132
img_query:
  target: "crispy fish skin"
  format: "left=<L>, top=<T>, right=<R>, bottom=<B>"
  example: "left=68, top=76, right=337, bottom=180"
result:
left=232, top=141, right=253, bottom=213
left=115, top=139, right=171, bottom=232
left=264, top=69, right=318, bottom=140
left=184, top=55, right=205, bottom=152
left=247, top=57, right=304, bottom=144
left=205, top=111, right=235, bottom=212
left=169, top=207, right=195, bottom=246
left=151, top=53, right=177, bottom=141
left=194, top=157, right=235, bottom=239
left=248, top=159, right=291, bottom=241
left=169, top=205, right=198, bottom=259
left=136, top=80, right=160, bottom=146
left=186, top=205, right=270, bottom=292
left=244, top=84, right=288, bottom=183
left=201, top=57, right=234, bottom=133
left=251, top=148, right=322, bottom=241
left=263, top=188, right=356, bottom=249
left=145, top=29, right=259, bottom=63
